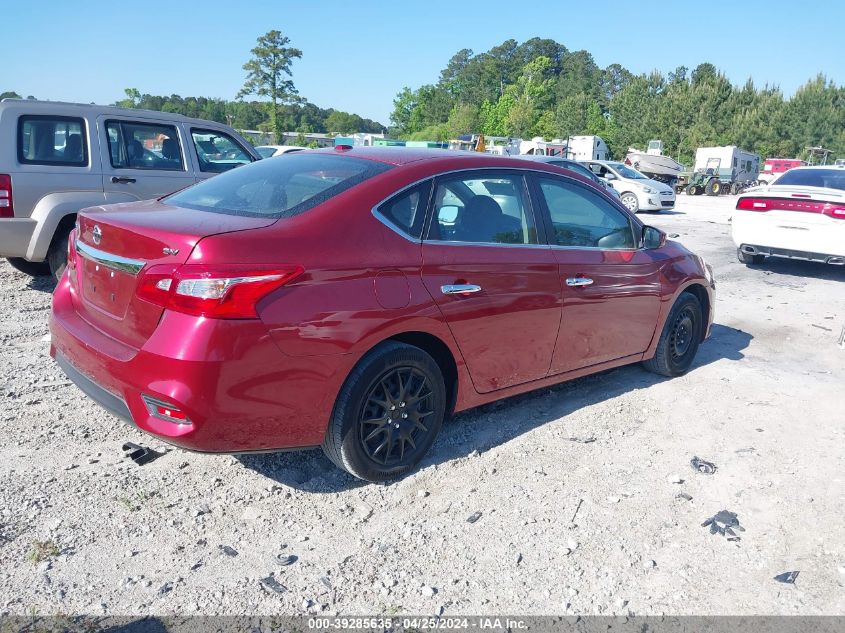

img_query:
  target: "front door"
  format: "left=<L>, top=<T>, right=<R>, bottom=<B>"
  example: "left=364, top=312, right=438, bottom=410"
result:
left=532, top=175, right=663, bottom=374
left=99, top=117, right=195, bottom=203
left=420, top=171, right=561, bottom=393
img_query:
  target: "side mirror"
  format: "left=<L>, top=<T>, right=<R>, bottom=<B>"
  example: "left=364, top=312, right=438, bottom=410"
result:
left=438, top=205, right=459, bottom=225
left=641, top=225, right=666, bottom=249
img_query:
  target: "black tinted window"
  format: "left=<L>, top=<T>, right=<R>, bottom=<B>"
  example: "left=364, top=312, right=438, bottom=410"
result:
left=18, top=116, right=87, bottom=166
left=166, top=153, right=391, bottom=218
left=106, top=121, right=184, bottom=171
left=539, top=178, right=635, bottom=249
left=377, top=182, right=431, bottom=238
left=775, top=169, right=845, bottom=191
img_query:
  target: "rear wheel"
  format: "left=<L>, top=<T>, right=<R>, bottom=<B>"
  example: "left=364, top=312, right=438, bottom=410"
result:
left=322, top=341, right=446, bottom=482
left=642, top=292, right=703, bottom=377
left=47, top=225, right=72, bottom=282
left=737, top=249, right=765, bottom=265
left=6, top=257, right=51, bottom=277
left=620, top=192, right=640, bottom=213
left=706, top=179, right=721, bottom=196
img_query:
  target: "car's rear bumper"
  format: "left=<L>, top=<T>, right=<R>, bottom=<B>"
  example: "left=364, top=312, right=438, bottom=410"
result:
left=0, top=218, right=38, bottom=259
left=49, top=275, right=343, bottom=452
left=738, top=244, right=845, bottom=265
left=732, top=211, right=845, bottom=260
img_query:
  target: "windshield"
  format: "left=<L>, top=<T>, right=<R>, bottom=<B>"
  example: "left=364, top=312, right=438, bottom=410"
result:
left=608, top=163, right=646, bottom=179
left=549, top=160, right=597, bottom=181
left=166, top=153, right=391, bottom=217
left=774, top=168, right=845, bottom=191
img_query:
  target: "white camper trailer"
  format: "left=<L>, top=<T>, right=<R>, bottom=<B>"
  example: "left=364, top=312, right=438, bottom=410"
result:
left=565, top=135, right=609, bottom=161
left=693, top=146, right=761, bottom=185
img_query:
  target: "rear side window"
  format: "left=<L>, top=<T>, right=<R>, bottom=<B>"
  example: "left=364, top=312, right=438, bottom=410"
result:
left=166, top=153, right=392, bottom=218
left=18, top=116, right=87, bottom=166
left=376, top=182, right=432, bottom=239
left=191, top=129, right=253, bottom=173
left=106, top=121, right=184, bottom=171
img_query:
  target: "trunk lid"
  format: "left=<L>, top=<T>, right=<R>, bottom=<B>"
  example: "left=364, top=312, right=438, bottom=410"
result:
left=72, top=199, right=276, bottom=348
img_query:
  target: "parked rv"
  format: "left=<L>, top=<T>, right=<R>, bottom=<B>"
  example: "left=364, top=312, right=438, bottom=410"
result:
left=758, top=158, right=807, bottom=185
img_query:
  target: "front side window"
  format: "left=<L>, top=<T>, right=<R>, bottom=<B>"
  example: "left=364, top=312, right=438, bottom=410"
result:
left=376, top=182, right=431, bottom=239
left=106, top=121, right=184, bottom=171
left=18, top=116, right=87, bottom=166
left=191, top=129, right=253, bottom=173
left=428, top=173, right=537, bottom=245
left=539, top=178, right=635, bottom=249
left=166, top=153, right=391, bottom=218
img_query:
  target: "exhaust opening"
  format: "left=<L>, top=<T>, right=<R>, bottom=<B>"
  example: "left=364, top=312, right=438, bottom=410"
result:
left=826, top=257, right=845, bottom=266
left=742, top=245, right=757, bottom=254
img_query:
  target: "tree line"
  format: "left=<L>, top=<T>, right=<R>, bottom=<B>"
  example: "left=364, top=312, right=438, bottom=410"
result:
left=390, top=38, right=845, bottom=164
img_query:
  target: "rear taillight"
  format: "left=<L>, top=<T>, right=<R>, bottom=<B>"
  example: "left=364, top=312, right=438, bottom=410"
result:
left=0, top=174, right=14, bottom=219
left=66, top=229, right=78, bottom=277
left=736, top=197, right=845, bottom=219
left=136, top=264, right=304, bottom=319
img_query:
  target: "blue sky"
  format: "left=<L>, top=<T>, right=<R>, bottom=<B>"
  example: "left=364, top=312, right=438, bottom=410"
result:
left=3, top=0, right=843, bottom=125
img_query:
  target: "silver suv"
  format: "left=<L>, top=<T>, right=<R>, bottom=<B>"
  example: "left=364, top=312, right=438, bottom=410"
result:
left=0, top=99, right=259, bottom=279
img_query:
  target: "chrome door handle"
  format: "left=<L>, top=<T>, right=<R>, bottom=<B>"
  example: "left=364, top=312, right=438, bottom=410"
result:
left=441, top=284, right=482, bottom=295
left=566, top=277, right=594, bottom=287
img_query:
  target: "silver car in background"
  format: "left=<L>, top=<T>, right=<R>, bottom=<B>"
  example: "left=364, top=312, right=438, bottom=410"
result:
left=520, top=155, right=621, bottom=200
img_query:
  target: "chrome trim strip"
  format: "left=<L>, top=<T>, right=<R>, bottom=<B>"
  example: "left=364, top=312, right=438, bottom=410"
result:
left=75, top=239, right=145, bottom=275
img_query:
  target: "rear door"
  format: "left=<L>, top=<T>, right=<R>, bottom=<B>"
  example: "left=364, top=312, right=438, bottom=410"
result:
left=420, top=170, right=561, bottom=393
left=98, top=116, right=195, bottom=202
left=531, top=175, right=662, bottom=374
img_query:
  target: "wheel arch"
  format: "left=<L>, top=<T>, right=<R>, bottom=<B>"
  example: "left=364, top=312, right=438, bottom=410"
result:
left=681, top=283, right=712, bottom=342
left=385, top=331, right=459, bottom=417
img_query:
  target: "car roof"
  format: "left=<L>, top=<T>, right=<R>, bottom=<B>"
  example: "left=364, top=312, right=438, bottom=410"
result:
left=787, top=165, right=845, bottom=170
left=518, top=155, right=576, bottom=164
left=310, top=146, right=595, bottom=168
left=0, top=98, right=235, bottom=129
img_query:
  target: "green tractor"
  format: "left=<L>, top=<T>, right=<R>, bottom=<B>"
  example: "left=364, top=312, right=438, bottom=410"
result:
left=685, top=158, right=724, bottom=196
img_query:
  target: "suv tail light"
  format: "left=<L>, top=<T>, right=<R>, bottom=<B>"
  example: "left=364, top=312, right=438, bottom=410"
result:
left=136, top=264, right=304, bottom=319
left=0, top=174, right=13, bottom=219
left=737, top=197, right=845, bottom=219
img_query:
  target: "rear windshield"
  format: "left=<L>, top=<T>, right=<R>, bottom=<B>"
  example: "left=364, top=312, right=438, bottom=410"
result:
left=775, top=169, right=845, bottom=191
left=165, top=153, right=391, bottom=217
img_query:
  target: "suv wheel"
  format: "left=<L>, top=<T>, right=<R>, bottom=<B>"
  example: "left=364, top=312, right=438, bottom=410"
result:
left=47, top=225, right=72, bottom=282
left=6, top=257, right=51, bottom=277
left=322, top=341, right=446, bottom=482
left=642, top=292, right=704, bottom=377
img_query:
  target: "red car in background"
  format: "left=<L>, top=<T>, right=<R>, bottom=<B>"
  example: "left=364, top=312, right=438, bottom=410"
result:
left=50, top=149, right=715, bottom=482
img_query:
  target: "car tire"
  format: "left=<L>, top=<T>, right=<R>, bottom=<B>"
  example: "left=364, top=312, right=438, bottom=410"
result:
left=620, top=192, right=640, bottom=213
left=322, top=341, right=446, bottom=482
left=737, top=249, right=765, bottom=265
left=47, top=225, right=72, bottom=282
left=642, top=292, right=704, bottom=378
left=6, top=257, right=51, bottom=277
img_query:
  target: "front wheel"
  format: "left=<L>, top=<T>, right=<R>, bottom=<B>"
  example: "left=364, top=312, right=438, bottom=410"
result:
left=620, top=192, right=640, bottom=213
left=642, top=292, right=704, bottom=377
left=322, top=342, right=446, bottom=482
left=686, top=184, right=699, bottom=196
left=6, top=257, right=51, bottom=277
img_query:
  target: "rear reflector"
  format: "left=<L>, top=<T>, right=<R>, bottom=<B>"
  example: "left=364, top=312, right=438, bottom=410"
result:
left=142, top=395, right=191, bottom=424
left=0, top=174, right=14, bottom=219
left=737, top=197, right=845, bottom=219
left=136, top=264, right=304, bottom=319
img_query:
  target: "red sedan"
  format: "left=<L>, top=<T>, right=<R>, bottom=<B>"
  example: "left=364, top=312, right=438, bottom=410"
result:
left=50, top=148, right=714, bottom=482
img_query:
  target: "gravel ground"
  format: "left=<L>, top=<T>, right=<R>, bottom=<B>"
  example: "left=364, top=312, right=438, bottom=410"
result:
left=1, top=194, right=843, bottom=617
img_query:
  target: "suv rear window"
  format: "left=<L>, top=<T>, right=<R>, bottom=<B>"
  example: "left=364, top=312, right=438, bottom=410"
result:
left=165, top=153, right=391, bottom=218
left=18, top=116, right=87, bottom=166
